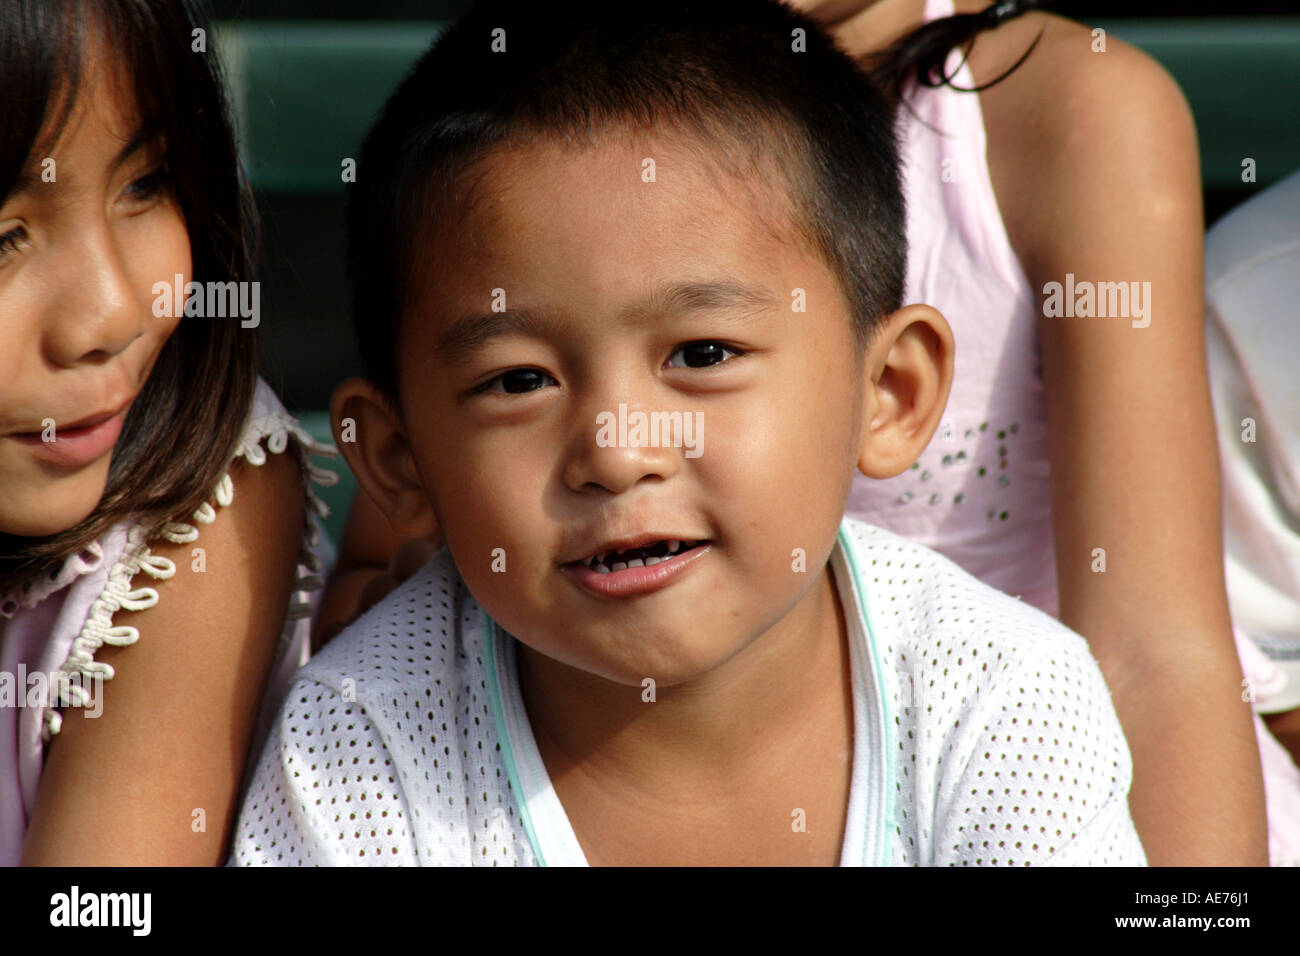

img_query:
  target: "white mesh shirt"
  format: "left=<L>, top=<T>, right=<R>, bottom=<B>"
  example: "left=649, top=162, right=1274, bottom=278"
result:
left=230, top=518, right=1146, bottom=866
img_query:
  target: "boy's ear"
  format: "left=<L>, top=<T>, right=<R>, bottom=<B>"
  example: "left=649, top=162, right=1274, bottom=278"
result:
left=330, top=378, right=440, bottom=539
left=857, top=303, right=954, bottom=479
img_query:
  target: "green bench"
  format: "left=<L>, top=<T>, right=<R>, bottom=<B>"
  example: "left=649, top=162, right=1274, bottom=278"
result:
left=216, top=17, right=1300, bottom=195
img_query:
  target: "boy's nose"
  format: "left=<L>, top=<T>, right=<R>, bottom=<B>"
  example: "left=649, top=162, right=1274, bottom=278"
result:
left=43, top=232, right=147, bottom=368
left=563, top=403, right=684, bottom=495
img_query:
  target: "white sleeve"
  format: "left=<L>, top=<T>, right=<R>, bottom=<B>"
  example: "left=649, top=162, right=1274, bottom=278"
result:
left=229, top=679, right=419, bottom=866
left=931, top=636, right=1147, bottom=867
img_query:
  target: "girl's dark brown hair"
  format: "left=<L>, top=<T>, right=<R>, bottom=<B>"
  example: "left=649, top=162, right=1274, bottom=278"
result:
left=0, top=0, right=260, bottom=592
left=863, top=0, right=1044, bottom=104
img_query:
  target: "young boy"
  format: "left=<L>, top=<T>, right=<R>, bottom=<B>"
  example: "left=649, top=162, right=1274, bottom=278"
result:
left=232, top=0, right=1145, bottom=866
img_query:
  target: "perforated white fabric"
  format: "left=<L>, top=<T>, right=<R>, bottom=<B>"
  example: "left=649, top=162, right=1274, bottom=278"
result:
left=231, top=519, right=1145, bottom=866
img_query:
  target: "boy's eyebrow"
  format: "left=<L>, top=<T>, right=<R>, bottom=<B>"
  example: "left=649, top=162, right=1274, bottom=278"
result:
left=435, top=279, right=779, bottom=363
left=7, top=120, right=165, bottom=200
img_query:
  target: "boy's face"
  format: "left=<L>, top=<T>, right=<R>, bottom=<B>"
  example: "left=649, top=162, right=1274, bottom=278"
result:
left=345, top=132, right=942, bottom=688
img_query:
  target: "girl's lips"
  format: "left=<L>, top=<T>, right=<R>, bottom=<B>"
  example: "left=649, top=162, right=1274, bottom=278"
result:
left=562, top=541, right=712, bottom=598
left=8, top=410, right=126, bottom=469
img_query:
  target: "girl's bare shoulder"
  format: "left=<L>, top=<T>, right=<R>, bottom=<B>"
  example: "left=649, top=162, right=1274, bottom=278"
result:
left=955, top=3, right=1193, bottom=151
left=959, top=4, right=1185, bottom=103
left=951, top=2, right=1198, bottom=277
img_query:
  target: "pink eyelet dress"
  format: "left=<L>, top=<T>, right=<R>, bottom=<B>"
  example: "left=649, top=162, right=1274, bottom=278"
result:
left=0, top=378, right=338, bottom=865
left=845, top=0, right=1300, bottom=863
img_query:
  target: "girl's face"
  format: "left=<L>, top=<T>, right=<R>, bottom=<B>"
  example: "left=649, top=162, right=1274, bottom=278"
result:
left=0, top=63, right=190, bottom=537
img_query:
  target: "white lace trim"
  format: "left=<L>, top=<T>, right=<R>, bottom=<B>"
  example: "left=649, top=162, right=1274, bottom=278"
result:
left=41, top=413, right=339, bottom=741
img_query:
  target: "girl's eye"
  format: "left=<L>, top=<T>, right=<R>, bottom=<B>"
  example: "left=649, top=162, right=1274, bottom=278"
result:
left=476, top=368, right=557, bottom=395
left=666, top=341, right=743, bottom=369
left=121, top=166, right=173, bottom=204
left=0, top=226, right=28, bottom=264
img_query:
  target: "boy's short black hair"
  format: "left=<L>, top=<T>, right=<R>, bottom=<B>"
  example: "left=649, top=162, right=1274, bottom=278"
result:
left=348, top=0, right=905, bottom=402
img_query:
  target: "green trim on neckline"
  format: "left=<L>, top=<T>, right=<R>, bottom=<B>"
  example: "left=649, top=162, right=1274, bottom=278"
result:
left=836, top=522, right=895, bottom=867
left=482, top=615, right=548, bottom=866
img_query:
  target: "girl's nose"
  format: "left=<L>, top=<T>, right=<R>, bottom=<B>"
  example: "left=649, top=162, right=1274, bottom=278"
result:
left=43, top=230, right=147, bottom=368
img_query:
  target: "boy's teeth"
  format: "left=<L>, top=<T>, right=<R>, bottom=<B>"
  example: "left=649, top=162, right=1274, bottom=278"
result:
left=580, top=538, right=699, bottom=571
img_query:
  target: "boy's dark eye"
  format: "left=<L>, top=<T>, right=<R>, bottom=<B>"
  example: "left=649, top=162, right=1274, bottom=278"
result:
left=478, top=368, right=557, bottom=395
left=666, top=341, right=742, bottom=369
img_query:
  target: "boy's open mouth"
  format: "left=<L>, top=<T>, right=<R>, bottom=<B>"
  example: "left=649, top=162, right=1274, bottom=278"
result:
left=562, top=537, right=713, bottom=599
left=571, top=538, right=706, bottom=574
